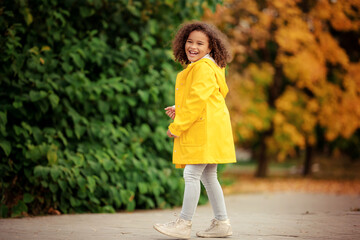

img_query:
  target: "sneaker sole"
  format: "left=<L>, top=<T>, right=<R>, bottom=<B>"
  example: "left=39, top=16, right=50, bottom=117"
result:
left=153, top=225, right=191, bottom=239
left=196, top=231, right=233, bottom=238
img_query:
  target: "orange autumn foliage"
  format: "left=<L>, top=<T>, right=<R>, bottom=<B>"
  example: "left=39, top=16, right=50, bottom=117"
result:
left=204, top=0, right=360, bottom=161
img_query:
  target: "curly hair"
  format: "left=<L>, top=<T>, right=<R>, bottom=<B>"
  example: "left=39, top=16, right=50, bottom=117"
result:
left=172, top=21, right=232, bottom=68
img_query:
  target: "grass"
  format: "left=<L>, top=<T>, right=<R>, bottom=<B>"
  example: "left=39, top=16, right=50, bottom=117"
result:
left=220, top=155, right=360, bottom=195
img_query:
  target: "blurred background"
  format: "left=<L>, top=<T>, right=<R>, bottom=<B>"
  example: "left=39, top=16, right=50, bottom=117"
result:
left=1, top=0, right=359, bottom=218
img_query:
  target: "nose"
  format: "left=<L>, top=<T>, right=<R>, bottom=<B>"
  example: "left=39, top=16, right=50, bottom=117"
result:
left=189, top=44, right=196, bottom=50
left=188, top=42, right=196, bottom=48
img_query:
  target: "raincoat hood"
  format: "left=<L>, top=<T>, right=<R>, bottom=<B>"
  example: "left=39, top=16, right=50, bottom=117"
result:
left=187, top=58, right=229, bottom=98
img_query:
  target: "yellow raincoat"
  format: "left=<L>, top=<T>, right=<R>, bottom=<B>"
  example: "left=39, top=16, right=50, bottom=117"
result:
left=168, top=58, right=236, bottom=168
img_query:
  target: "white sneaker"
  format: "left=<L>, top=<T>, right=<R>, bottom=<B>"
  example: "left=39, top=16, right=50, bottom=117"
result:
left=153, top=218, right=192, bottom=239
left=196, top=219, right=232, bottom=238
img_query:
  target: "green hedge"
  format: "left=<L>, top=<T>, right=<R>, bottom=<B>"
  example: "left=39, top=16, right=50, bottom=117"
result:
left=0, top=0, right=222, bottom=217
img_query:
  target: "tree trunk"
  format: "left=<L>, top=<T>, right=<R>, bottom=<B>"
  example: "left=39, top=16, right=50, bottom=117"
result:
left=303, top=139, right=313, bottom=176
left=255, top=134, right=268, bottom=178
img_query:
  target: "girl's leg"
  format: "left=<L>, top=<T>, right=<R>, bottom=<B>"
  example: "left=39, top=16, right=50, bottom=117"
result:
left=154, top=164, right=206, bottom=238
left=200, top=164, right=228, bottom=221
left=196, top=164, right=232, bottom=238
left=179, top=164, right=208, bottom=221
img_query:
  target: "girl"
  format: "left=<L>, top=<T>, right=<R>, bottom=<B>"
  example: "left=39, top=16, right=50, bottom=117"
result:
left=154, top=21, right=236, bottom=239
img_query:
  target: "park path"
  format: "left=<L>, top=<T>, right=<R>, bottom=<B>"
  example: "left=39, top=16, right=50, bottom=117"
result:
left=0, top=192, right=359, bottom=240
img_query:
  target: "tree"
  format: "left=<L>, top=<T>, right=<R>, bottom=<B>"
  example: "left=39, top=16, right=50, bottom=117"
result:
left=204, top=0, right=360, bottom=177
left=0, top=0, right=222, bottom=217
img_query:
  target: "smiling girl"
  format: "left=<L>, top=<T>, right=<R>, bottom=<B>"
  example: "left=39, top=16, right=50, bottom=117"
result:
left=154, top=21, right=236, bottom=239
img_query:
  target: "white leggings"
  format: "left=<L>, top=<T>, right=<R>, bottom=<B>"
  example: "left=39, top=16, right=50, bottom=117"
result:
left=180, top=164, right=228, bottom=221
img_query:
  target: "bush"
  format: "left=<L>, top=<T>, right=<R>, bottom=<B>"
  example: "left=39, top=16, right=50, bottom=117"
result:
left=0, top=0, right=222, bottom=217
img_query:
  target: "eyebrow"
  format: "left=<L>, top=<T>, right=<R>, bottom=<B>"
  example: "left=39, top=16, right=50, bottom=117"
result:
left=187, top=38, right=205, bottom=44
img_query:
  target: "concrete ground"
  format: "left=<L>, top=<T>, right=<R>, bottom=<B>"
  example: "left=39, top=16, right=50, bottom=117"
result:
left=0, top=192, right=359, bottom=240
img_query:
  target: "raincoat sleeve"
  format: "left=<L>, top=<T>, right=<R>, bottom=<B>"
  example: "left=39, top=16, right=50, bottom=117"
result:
left=168, top=62, right=216, bottom=137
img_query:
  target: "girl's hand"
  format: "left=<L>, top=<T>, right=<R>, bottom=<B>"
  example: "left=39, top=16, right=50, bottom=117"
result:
left=167, top=129, right=177, bottom=138
left=164, top=106, right=176, bottom=120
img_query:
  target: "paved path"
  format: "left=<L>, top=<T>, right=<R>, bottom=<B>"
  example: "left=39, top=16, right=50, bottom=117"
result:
left=0, top=192, right=359, bottom=240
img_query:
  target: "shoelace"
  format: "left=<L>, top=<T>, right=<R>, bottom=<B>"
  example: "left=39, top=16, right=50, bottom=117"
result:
left=163, top=218, right=181, bottom=227
left=205, top=219, right=218, bottom=231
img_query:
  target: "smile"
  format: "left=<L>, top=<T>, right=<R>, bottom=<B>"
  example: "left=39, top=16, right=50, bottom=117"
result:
left=188, top=50, right=198, bottom=55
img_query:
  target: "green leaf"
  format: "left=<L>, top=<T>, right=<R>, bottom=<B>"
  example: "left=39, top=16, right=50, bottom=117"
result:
left=102, top=158, right=114, bottom=171
left=86, top=176, right=96, bottom=193
left=89, top=196, right=100, bottom=204
left=77, top=176, right=86, bottom=189
left=62, top=62, right=73, bottom=72
left=59, top=180, right=67, bottom=191
left=0, top=139, right=11, bottom=156
left=49, top=183, right=59, bottom=193
left=109, top=186, right=121, bottom=207
left=34, top=166, right=47, bottom=178
left=57, top=131, right=68, bottom=146
left=11, top=200, right=28, bottom=217
left=126, top=200, right=136, bottom=212
left=138, top=90, right=149, bottom=103
left=101, top=205, right=115, bottom=213
left=26, top=144, right=47, bottom=161
left=23, top=193, right=35, bottom=203
left=70, top=53, right=84, bottom=68
left=0, top=111, right=7, bottom=135
left=98, top=100, right=109, bottom=114
left=126, top=97, right=137, bottom=107
left=146, top=198, right=155, bottom=208
left=70, top=196, right=81, bottom=207
left=32, top=127, right=43, bottom=143
left=12, top=101, right=23, bottom=109
left=129, top=31, right=139, bottom=43
left=0, top=204, right=8, bottom=218
left=74, top=124, right=86, bottom=139
left=49, top=93, right=60, bottom=108
left=29, top=90, right=47, bottom=102
left=120, top=189, right=131, bottom=204
left=41, top=180, right=48, bottom=187
left=21, top=122, right=32, bottom=134
left=79, top=6, right=95, bottom=18
left=140, top=124, right=151, bottom=137
left=138, top=182, right=148, bottom=194
left=100, top=171, right=108, bottom=182
left=77, top=188, right=87, bottom=199
left=50, top=167, right=61, bottom=181
left=67, top=176, right=76, bottom=188
left=88, top=160, right=100, bottom=171
left=69, top=153, right=84, bottom=167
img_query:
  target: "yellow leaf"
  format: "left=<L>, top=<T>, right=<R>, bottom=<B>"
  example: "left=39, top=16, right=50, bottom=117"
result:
left=40, top=58, right=45, bottom=64
left=24, top=8, right=33, bottom=26
left=29, top=47, right=39, bottom=55
left=41, top=46, right=51, bottom=52
left=273, top=113, right=285, bottom=125
left=47, top=150, right=57, bottom=165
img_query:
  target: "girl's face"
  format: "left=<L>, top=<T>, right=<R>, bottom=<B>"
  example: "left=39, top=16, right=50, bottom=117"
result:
left=185, top=30, right=211, bottom=63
